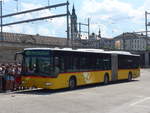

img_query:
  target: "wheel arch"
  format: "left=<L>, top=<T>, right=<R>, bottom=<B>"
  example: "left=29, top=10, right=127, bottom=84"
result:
left=129, top=71, right=132, bottom=75
left=69, top=75, right=77, bottom=84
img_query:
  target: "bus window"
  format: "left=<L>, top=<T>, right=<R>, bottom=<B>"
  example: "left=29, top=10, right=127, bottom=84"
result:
left=72, top=56, right=80, bottom=72
left=118, top=55, right=138, bottom=69
left=54, top=57, right=60, bottom=75
left=37, top=57, right=53, bottom=74
left=96, top=54, right=104, bottom=70
left=96, top=58, right=103, bottom=70
left=103, top=54, right=111, bottom=70
left=59, top=56, right=65, bottom=73
left=80, top=53, right=88, bottom=71
left=23, top=56, right=54, bottom=76
left=25, top=57, right=37, bottom=73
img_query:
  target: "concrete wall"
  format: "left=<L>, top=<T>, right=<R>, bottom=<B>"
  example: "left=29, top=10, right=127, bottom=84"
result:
left=0, top=47, right=23, bottom=63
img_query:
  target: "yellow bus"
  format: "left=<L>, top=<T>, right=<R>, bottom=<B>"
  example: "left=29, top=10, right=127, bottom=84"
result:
left=16, top=48, right=140, bottom=90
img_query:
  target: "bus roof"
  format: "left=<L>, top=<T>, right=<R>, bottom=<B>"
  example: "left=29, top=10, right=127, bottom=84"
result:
left=24, top=48, right=139, bottom=56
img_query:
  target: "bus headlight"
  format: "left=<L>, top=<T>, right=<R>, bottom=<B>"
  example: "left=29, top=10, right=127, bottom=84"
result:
left=22, top=81, right=26, bottom=84
left=45, top=82, right=52, bottom=86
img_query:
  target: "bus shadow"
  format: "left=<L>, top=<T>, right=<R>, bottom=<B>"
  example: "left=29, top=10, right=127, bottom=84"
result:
left=13, top=79, right=139, bottom=95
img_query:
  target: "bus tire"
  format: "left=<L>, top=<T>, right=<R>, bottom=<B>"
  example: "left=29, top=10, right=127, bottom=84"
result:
left=69, top=77, right=76, bottom=90
left=104, top=74, right=109, bottom=85
left=128, top=73, right=132, bottom=81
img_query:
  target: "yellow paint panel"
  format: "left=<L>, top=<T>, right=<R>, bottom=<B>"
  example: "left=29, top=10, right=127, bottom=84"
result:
left=118, top=68, right=140, bottom=80
left=21, top=69, right=139, bottom=90
left=21, top=70, right=111, bottom=89
left=118, top=70, right=129, bottom=80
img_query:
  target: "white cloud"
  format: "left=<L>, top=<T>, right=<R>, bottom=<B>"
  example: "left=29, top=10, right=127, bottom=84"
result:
left=51, top=17, right=66, bottom=27
left=80, top=0, right=132, bottom=17
left=143, top=0, right=150, bottom=11
left=21, top=2, right=42, bottom=10
left=3, top=24, right=35, bottom=34
left=3, top=0, right=11, bottom=2
left=4, top=0, right=150, bottom=38
left=3, top=1, right=66, bottom=37
left=79, top=0, right=148, bottom=37
left=36, top=27, right=50, bottom=36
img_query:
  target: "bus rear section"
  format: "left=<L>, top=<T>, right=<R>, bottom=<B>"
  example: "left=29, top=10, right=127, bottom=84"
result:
left=117, top=54, right=140, bottom=80
left=111, top=53, right=140, bottom=81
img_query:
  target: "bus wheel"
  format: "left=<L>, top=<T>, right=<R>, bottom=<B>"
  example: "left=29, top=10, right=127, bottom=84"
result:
left=104, top=75, right=109, bottom=85
left=128, top=73, right=132, bottom=81
left=69, top=77, right=76, bottom=90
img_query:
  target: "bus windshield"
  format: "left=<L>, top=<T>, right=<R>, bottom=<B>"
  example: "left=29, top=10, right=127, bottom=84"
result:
left=22, top=50, right=54, bottom=76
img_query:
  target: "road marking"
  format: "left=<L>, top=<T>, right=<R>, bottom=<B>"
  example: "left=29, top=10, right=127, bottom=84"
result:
left=130, top=97, right=150, bottom=106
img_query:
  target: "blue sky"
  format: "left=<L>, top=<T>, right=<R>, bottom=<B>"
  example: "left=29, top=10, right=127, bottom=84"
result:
left=2, top=0, right=150, bottom=38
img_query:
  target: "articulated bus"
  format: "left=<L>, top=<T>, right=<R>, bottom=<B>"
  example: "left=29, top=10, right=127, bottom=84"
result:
left=16, top=48, right=140, bottom=90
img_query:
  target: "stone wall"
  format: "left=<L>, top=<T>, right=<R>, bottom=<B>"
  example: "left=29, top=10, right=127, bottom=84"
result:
left=0, top=47, right=23, bottom=63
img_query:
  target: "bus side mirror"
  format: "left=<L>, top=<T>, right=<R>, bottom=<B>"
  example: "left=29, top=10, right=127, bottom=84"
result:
left=14, top=52, right=23, bottom=61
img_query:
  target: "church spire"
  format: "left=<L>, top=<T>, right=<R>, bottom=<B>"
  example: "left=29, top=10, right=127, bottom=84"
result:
left=70, top=4, right=78, bottom=40
left=72, top=4, right=76, bottom=15
left=98, top=28, right=101, bottom=38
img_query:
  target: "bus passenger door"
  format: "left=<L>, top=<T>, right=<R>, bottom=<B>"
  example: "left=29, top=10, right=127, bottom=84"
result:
left=111, top=54, right=118, bottom=81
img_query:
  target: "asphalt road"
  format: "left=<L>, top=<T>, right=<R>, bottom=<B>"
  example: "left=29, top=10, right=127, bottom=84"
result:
left=0, top=69, right=150, bottom=113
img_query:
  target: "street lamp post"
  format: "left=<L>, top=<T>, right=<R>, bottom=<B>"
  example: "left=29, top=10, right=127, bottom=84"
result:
left=145, top=11, right=150, bottom=50
left=0, top=0, right=3, bottom=41
left=145, top=11, right=148, bottom=38
left=66, top=1, right=69, bottom=47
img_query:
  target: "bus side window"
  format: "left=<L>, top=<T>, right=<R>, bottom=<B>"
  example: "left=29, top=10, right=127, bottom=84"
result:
left=54, top=57, right=60, bottom=74
left=96, top=54, right=104, bottom=70
left=60, top=57, right=65, bottom=73
left=92, top=54, right=97, bottom=70
left=88, top=53, right=93, bottom=70
left=72, top=57, right=79, bottom=72
left=80, top=57, right=86, bottom=71
left=54, top=56, right=65, bottom=73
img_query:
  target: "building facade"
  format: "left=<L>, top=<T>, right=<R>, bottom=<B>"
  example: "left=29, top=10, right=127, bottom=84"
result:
left=113, top=32, right=150, bottom=51
left=99, top=38, right=114, bottom=50
left=113, top=32, right=150, bottom=67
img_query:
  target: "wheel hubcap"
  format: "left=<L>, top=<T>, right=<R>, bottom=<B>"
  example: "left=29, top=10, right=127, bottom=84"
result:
left=69, top=79, right=75, bottom=89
